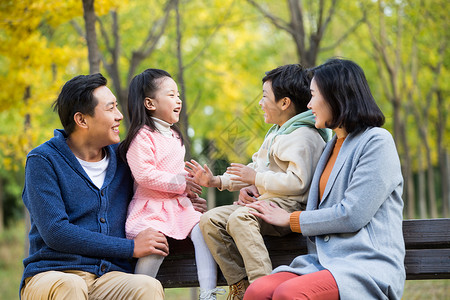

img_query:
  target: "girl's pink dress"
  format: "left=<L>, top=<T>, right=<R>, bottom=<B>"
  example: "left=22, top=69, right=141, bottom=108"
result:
left=125, top=126, right=202, bottom=240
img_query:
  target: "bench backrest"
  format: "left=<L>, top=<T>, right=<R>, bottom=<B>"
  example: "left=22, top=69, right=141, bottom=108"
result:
left=156, top=218, right=450, bottom=288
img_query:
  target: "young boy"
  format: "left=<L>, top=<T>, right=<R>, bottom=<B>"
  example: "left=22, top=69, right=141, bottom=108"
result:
left=185, top=64, right=330, bottom=299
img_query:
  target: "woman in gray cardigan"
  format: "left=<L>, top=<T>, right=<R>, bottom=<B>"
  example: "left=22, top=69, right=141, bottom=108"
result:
left=245, top=58, right=405, bottom=300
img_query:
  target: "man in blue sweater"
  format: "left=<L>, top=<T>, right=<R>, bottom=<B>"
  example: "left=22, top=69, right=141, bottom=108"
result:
left=21, top=73, right=169, bottom=299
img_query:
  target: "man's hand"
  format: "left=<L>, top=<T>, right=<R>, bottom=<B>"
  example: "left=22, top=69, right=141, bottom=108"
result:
left=185, top=160, right=220, bottom=188
left=234, top=185, right=260, bottom=206
left=226, top=163, right=257, bottom=185
left=185, top=176, right=203, bottom=195
left=133, top=228, right=169, bottom=258
left=190, top=195, right=207, bottom=214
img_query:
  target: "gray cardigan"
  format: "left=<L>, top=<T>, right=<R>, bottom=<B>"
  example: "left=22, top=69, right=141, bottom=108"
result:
left=273, top=127, right=405, bottom=300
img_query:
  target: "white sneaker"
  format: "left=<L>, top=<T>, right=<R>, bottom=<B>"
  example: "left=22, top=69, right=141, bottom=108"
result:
left=199, top=287, right=226, bottom=300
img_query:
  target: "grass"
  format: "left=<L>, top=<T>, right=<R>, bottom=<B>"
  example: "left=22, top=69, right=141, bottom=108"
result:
left=0, top=221, right=26, bottom=300
left=0, top=220, right=448, bottom=299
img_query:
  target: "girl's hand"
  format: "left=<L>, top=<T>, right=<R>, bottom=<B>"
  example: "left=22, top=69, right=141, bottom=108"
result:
left=226, top=163, right=256, bottom=185
left=185, top=160, right=220, bottom=188
left=247, top=201, right=291, bottom=227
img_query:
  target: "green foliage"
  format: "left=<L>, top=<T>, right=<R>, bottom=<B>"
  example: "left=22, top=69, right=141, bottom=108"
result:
left=0, top=0, right=448, bottom=226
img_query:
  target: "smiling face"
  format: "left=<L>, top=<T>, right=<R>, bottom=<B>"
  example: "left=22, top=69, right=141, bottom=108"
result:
left=307, top=77, right=333, bottom=129
left=147, top=77, right=182, bottom=124
left=259, top=80, right=286, bottom=126
left=85, top=85, right=123, bottom=147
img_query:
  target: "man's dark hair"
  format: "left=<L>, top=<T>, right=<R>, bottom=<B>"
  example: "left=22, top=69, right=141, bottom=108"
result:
left=52, top=73, right=107, bottom=136
left=262, top=64, right=312, bottom=114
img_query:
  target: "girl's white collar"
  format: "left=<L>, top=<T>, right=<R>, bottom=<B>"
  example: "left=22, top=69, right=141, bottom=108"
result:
left=151, top=117, right=173, bottom=137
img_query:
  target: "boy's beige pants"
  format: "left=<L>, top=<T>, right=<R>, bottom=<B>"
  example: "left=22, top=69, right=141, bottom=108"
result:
left=199, top=201, right=295, bottom=285
left=21, top=270, right=164, bottom=300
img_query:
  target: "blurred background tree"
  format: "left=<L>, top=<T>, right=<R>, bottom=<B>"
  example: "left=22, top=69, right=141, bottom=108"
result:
left=0, top=0, right=448, bottom=231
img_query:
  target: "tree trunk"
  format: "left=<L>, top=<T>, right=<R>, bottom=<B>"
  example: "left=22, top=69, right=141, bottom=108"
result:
left=426, top=150, right=438, bottom=218
left=175, top=0, right=191, bottom=160
left=0, top=176, right=3, bottom=233
left=391, top=97, right=412, bottom=218
left=400, top=120, right=415, bottom=219
left=287, top=0, right=307, bottom=65
left=365, top=1, right=416, bottom=218
left=445, top=152, right=450, bottom=218
left=206, top=139, right=217, bottom=209
left=100, top=0, right=175, bottom=128
left=82, top=0, right=101, bottom=74
left=436, top=90, right=449, bottom=217
left=417, top=149, right=427, bottom=218
left=247, top=0, right=350, bottom=68
left=23, top=85, right=32, bottom=255
left=439, top=141, right=449, bottom=218
left=103, top=11, right=126, bottom=127
left=439, top=150, right=449, bottom=218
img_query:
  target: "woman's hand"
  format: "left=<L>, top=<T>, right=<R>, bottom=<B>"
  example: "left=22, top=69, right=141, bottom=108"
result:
left=226, top=163, right=257, bottom=185
left=247, top=201, right=291, bottom=227
left=185, top=160, right=220, bottom=188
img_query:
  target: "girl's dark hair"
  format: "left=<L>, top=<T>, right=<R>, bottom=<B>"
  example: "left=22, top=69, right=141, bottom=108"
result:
left=53, top=73, right=107, bottom=136
left=262, top=64, right=312, bottom=114
left=312, top=58, right=385, bottom=134
left=119, top=69, right=184, bottom=162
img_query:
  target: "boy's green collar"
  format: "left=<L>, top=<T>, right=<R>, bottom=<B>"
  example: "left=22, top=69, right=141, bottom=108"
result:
left=265, top=110, right=331, bottom=142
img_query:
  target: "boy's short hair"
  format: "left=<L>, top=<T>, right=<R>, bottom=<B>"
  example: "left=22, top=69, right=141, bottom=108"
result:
left=53, top=73, right=107, bottom=136
left=262, top=64, right=312, bottom=114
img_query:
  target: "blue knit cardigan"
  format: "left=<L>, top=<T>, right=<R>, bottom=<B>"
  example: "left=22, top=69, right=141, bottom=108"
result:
left=21, top=129, right=135, bottom=290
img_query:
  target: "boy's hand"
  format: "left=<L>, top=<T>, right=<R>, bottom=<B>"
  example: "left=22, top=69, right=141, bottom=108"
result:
left=185, top=160, right=220, bottom=188
left=227, top=163, right=256, bottom=185
left=133, top=228, right=169, bottom=258
left=235, top=185, right=260, bottom=206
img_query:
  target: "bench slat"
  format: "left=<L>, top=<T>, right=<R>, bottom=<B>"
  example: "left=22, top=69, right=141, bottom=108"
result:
left=405, top=249, right=450, bottom=279
left=402, top=219, right=450, bottom=249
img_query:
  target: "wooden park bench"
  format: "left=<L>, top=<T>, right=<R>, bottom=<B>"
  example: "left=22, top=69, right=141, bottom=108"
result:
left=156, top=218, right=450, bottom=288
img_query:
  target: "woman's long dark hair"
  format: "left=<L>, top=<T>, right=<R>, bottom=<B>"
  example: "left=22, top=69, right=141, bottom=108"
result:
left=118, top=69, right=184, bottom=162
left=312, top=58, right=385, bottom=134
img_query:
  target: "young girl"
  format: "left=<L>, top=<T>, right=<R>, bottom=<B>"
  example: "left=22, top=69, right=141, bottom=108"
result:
left=119, top=69, right=223, bottom=300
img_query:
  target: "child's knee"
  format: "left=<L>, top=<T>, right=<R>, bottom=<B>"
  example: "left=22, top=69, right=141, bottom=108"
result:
left=199, top=208, right=227, bottom=232
left=199, top=210, right=212, bottom=230
left=227, top=207, right=257, bottom=231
